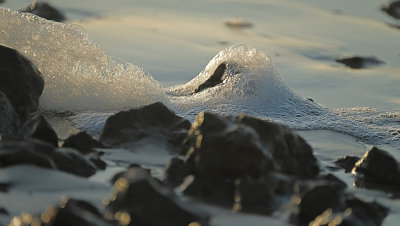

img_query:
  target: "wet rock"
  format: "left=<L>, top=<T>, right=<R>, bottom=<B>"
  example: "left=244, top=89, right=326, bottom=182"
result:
left=0, top=92, right=20, bottom=135
left=21, top=2, right=66, bottom=22
left=321, top=173, right=347, bottom=191
left=0, top=182, right=11, bottom=192
left=236, top=179, right=276, bottom=214
left=307, top=197, right=388, bottom=226
left=0, top=207, right=8, bottom=215
left=182, top=176, right=236, bottom=207
left=194, top=63, right=226, bottom=93
left=382, top=1, right=400, bottom=19
left=10, top=198, right=114, bottom=226
left=19, top=114, right=59, bottom=147
left=100, top=102, right=191, bottom=149
left=335, top=56, right=384, bottom=69
left=0, top=45, right=44, bottom=122
left=63, top=132, right=105, bottom=154
left=237, top=115, right=319, bottom=178
left=297, top=185, right=343, bottom=225
left=0, top=139, right=99, bottom=177
left=352, top=146, right=400, bottom=193
left=105, top=167, right=209, bottom=226
left=183, top=112, right=275, bottom=180
left=334, top=155, right=360, bottom=173
left=164, top=157, right=187, bottom=187
left=172, top=112, right=318, bottom=214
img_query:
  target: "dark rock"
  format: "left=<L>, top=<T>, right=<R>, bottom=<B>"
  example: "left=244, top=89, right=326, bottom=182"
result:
left=0, top=92, right=20, bottom=135
left=11, top=198, right=114, bottom=226
left=0, top=182, right=11, bottom=192
left=382, top=1, right=400, bottom=19
left=173, top=112, right=319, bottom=214
left=0, top=45, right=44, bottom=122
left=19, top=114, right=59, bottom=147
left=334, top=155, right=360, bottom=173
left=182, top=176, right=236, bottom=207
left=105, top=167, right=209, bottom=226
left=0, top=139, right=99, bottom=177
left=236, top=179, right=276, bottom=214
left=321, top=173, right=347, bottom=191
left=99, top=102, right=191, bottom=149
left=342, top=198, right=388, bottom=226
left=182, top=112, right=275, bottom=180
left=297, top=185, right=343, bottom=224
left=237, top=115, right=319, bottom=178
left=63, top=132, right=105, bottom=154
left=307, top=197, right=388, bottom=226
left=0, top=207, right=8, bottom=215
left=194, top=63, right=226, bottom=93
left=21, top=2, right=66, bottom=22
left=335, top=56, right=384, bottom=69
left=164, top=157, right=187, bottom=187
left=0, top=0, right=5, bottom=4
left=352, top=146, right=400, bottom=193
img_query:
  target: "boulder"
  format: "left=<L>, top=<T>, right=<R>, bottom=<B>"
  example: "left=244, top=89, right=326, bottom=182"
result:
left=63, top=132, right=105, bottom=154
left=335, top=56, right=384, bottom=69
left=19, top=113, right=59, bottom=147
left=0, top=139, right=100, bottom=177
left=169, top=112, right=318, bottom=214
left=294, top=177, right=388, bottom=226
left=182, top=112, right=318, bottom=179
left=21, top=2, right=66, bottom=22
left=307, top=197, right=388, bottom=226
left=105, top=167, right=209, bottom=226
left=237, top=115, right=319, bottom=178
left=99, top=102, right=191, bottom=149
left=11, top=198, right=114, bottom=226
left=0, top=182, right=11, bottom=192
left=0, top=92, right=20, bottom=135
left=334, top=155, right=360, bottom=173
left=352, top=146, right=400, bottom=193
left=0, top=45, right=44, bottom=122
left=0, top=207, right=8, bottom=216
left=382, top=1, right=400, bottom=19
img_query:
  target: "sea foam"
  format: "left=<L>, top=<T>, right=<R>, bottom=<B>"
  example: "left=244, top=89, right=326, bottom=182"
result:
left=1, top=8, right=399, bottom=146
left=0, top=8, right=167, bottom=113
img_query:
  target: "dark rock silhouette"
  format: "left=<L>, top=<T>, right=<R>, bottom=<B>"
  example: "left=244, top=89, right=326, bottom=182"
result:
left=0, top=92, right=20, bottom=135
left=19, top=113, right=59, bottom=147
left=0, top=45, right=44, bottom=122
left=105, top=166, right=209, bottom=226
left=100, top=102, right=191, bottom=149
left=335, top=56, right=384, bottom=69
left=352, top=146, right=400, bottom=193
left=382, top=1, right=400, bottom=19
left=194, top=63, right=226, bottom=93
left=0, top=139, right=100, bottom=177
left=63, top=132, right=105, bottom=154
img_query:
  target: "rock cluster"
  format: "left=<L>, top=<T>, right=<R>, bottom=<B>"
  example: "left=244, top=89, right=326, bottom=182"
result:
left=2, top=45, right=394, bottom=226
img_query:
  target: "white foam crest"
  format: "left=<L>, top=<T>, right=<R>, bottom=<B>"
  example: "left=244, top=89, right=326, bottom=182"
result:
left=167, top=45, right=400, bottom=146
left=0, top=9, right=167, bottom=113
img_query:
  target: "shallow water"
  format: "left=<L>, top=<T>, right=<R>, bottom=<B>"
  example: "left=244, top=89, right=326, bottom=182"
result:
left=1, top=0, right=400, bottom=225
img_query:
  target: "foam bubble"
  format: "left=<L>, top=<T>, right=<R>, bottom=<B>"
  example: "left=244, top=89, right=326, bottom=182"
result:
left=168, top=45, right=400, bottom=146
left=0, top=9, right=167, bottom=113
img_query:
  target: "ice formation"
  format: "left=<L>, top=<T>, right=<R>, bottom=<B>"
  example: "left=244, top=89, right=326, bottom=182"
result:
left=0, top=9, right=167, bottom=113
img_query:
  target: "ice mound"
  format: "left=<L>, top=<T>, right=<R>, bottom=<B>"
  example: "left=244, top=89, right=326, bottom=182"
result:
left=0, top=9, right=167, bottom=113
left=168, top=45, right=400, bottom=146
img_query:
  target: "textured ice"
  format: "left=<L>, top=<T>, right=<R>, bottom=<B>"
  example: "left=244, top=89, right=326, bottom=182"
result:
left=1, top=9, right=399, bottom=146
left=0, top=9, right=167, bottom=113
